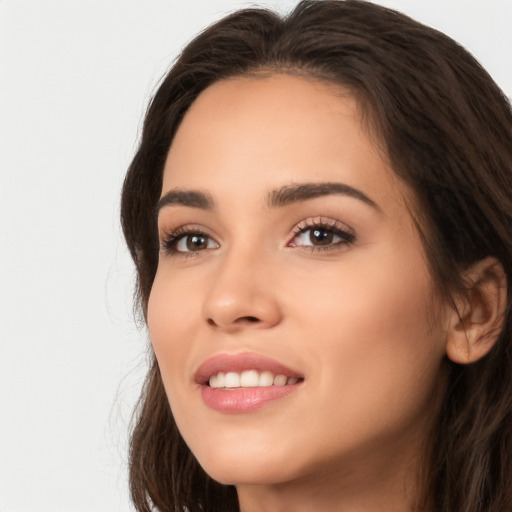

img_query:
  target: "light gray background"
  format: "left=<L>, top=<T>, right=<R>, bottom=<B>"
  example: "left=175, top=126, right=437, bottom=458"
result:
left=1, top=1, right=511, bottom=511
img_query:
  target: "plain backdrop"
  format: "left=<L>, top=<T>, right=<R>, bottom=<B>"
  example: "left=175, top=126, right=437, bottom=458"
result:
left=1, top=1, right=511, bottom=511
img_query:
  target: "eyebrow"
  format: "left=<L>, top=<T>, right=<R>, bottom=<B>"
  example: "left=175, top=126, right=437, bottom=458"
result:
left=156, top=189, right=214, bottom=213
left=156, top=181, right=379, bottom=214
left=267, top=182, right=380, bottom=210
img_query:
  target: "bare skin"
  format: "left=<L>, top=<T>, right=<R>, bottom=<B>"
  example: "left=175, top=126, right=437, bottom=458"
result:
left=148, top=74, right=456, bottom=511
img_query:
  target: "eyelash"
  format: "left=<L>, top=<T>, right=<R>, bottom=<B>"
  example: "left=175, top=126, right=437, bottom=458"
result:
left=289, top=218, right=355, bottom=251
left=159, top=218, right=355, bottom=257
left=160, top=225, right=216, bottom=257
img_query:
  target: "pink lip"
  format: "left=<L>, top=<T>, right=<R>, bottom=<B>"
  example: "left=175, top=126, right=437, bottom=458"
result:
left=194, top=352, right=303, bottom=385
left=195, top=353, right=304, bottom=414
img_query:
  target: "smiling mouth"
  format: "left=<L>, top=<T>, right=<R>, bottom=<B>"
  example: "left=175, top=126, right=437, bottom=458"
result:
left=197, top=354, right=304, bottom=412
left=207, top=370, right=303, bottom=388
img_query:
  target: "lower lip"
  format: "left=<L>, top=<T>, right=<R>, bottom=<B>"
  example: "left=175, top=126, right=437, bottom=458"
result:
left=200, top=383, right=301, bottom=413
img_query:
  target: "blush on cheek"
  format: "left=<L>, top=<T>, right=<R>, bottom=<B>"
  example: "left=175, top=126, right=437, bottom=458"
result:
left=147, top=276, right=203, bottom=395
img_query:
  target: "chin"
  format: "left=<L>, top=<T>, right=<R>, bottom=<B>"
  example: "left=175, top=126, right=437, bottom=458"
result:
left=202, top=460, right=295, bottom=487
left=191, top=440, right=303, bottom=486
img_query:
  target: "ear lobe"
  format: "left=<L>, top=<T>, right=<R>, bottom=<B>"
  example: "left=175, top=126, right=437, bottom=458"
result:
left=446, top=257, right=507, bottom=365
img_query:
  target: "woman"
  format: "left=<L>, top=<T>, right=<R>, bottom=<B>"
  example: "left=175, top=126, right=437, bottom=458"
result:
left=121, top=1, right=512, bottom=511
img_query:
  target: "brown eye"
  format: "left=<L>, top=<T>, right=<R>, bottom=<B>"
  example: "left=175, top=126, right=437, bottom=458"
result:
left=186, top=234, right=208, bottom=251
left=310, top=228, right=334, bottom=246
left=290, top=223, right=355, bottom=250
left=169, top=232, right=219, bottom=253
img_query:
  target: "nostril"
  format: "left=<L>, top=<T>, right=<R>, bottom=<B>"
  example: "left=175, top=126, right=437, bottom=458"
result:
left=239, top=316, right=260, bottom=323
left=205, top=315, right=263, bottom=328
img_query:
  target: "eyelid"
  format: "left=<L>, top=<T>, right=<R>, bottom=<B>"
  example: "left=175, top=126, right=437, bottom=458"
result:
left=288, top=216, right=356, bottom=248
left=158, top=217, right=355, bottom=256
left=159, top=223, right=219, bottom=256
left=291, top=216, right=355, bottom=236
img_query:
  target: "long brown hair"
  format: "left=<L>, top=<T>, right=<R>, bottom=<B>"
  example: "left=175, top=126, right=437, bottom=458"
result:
left=121, top=1, right=512, bottom=511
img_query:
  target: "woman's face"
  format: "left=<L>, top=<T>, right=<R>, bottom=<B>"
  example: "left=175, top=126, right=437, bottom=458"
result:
left=148, top=74, right=450, bottom=491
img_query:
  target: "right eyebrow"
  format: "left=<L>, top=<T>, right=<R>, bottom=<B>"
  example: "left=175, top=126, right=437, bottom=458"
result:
left=156, top=189, right=214, bottom=214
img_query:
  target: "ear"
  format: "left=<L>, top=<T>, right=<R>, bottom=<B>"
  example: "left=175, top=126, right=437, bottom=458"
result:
left=446, top=257, right=507, bottom=364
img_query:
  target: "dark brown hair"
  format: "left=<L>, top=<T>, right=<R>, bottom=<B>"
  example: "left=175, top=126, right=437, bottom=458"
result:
left=121, top=1, right=512, bottom=511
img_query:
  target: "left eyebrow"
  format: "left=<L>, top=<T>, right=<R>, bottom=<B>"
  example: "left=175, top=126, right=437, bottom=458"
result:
left=267, top=182, right=380, bottom=211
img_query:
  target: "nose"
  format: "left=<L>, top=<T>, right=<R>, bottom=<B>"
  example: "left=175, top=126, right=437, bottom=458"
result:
left=201, top=250, right=283, bottom=332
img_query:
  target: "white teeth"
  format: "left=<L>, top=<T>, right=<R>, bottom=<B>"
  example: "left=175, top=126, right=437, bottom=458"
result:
left=259, top=371, right=274, bottom=387
left=240, top=370, right=259, bottom=387
left=209, top=374, right=222, bottom=388
left=273, top=374, right=287, bottom=386
left=208, top=370, right=301, bottom=389
left=225, top=372, right=240, bottom=388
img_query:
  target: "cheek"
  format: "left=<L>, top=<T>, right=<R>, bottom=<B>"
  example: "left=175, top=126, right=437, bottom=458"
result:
left=292, top=249, right=439, bottom=346
left=147, top=270, right=199, bottom=396
left=289, top=250, right=446, bottom=433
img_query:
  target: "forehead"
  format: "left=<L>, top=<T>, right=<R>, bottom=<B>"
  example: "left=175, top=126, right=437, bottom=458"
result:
left=163, top=73, right=407, bottom=211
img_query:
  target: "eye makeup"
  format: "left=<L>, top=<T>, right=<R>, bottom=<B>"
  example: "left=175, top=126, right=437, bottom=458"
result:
left=158, top=214, right=355, bottom=259
left=159, top=224, right=218, bottom=257
left=288, top=216, right=356, bottom=252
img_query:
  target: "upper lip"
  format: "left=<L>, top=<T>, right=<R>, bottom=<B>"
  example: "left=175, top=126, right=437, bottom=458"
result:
left=194, top=352, right=304, bottom=385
